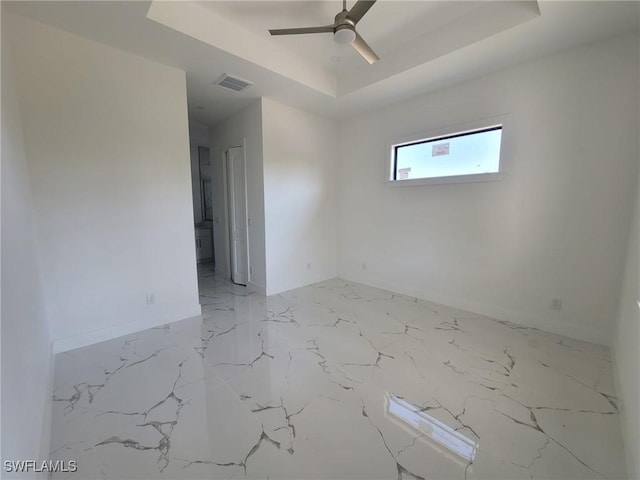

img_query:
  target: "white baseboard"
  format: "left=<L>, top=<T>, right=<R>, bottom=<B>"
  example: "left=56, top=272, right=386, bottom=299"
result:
left=52, top=305, right=202, bottom=354
left=339, top=273, right=609, bottom=347
left=610, top=302, right=640, bottom=479
left=265, top=273, right=338, bottom=297
left=38, top=342, right=55, bottom=469
left=248, top=281, right=266, bottom=296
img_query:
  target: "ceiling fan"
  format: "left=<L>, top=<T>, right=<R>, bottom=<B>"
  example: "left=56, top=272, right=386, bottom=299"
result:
left=268, top=0, right=379, bottom=64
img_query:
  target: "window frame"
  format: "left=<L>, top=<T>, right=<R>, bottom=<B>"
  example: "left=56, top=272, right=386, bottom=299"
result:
left=386, top=115, right=511, bottom=187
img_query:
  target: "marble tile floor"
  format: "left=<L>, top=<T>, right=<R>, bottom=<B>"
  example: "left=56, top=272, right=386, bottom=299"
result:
left=49, top=267, right=626, bottom=479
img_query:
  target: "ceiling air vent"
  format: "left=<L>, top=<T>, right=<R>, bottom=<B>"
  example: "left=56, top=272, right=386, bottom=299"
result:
left=215, top=73, right=253, bottom=92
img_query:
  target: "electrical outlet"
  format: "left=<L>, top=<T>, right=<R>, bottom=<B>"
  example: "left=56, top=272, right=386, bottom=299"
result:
left=146, top=293, right=155, bottom=306
left=249, top=265, right=253, bottom=275
left=306, top=262, right=311, bottom=270
left=551, top=298, right=562, bottom=310
left=362, top=262, right=367, bottom=271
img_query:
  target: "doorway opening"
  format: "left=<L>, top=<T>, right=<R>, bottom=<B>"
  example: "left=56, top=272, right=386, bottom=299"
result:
left=194, top=146, right=215, bottom=272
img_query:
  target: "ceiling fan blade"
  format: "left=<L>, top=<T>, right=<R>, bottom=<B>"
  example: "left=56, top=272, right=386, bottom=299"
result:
left=347, top=0, right=376, bottom=24
left=269, top=25, right=334, bottom=36
left=352, top=32, right=379, bottom=64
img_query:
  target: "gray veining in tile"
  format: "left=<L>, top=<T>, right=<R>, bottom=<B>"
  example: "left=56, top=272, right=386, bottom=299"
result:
left=49, top=264, right=626, bottom=479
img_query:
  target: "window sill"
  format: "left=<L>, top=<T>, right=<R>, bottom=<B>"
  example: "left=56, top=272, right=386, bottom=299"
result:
left=385, top=172, right=506, bottom=187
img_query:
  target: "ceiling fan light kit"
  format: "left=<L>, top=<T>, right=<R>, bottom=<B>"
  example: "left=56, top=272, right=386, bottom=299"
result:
left=334, top=25, right=356, bottom=45
left=268, top=0, right=379, bottom=64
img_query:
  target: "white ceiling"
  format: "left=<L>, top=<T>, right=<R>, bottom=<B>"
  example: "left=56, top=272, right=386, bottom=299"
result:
left=198, top=1, right=485, bottom=73
left=5, top=1, right=639, bottom=127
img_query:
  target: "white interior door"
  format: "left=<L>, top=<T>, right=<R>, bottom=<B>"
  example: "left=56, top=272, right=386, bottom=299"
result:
left=226, top=147, right=249, bottom=285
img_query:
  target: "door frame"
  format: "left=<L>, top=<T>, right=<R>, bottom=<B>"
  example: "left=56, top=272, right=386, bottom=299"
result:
left=222, top=143, right=250, bottom=285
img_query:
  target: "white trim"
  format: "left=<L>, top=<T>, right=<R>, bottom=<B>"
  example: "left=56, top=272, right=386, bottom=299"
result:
left=386, top=172, right=506, bottom=187
left=221, top=148, right=231, bottom=279
left=340, top=273, right=610, bottom=347
left=248, top=281, right=266, bottom=296
left=241, top=139, right=251, bottom=284
left=611, top=308, right=640, bottom=479
left=386, top=114, right=513, bottom=187
left=52, top=307, right=202, bottom=353
left=39, top=342, right=55, bottom=469
left=223, top=142, right=250, bottom=286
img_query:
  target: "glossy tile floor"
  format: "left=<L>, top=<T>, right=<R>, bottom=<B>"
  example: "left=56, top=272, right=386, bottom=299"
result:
left=50, top=264, right=626, bottom=479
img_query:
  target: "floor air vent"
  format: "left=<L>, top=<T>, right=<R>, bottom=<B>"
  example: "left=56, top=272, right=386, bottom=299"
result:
left=215, top=73, right=253, bottom=92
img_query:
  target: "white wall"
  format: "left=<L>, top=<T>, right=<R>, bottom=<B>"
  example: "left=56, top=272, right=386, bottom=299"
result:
left=210, top=100, right=267, bottom=292
left=6, top=13, right=201, bottom=353
left=1, top=7, right=53, bottom=470
left=337, top=32, right=639, bottom=346
left=613, top=159, right=640, bottom=478
left=262, top=98, right=337, bottom=295
left=189, top=120, right=210, bottom=224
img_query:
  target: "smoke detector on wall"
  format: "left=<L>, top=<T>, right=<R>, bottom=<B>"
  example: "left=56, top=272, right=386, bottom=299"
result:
left=215, top=73, right=253, bottom=92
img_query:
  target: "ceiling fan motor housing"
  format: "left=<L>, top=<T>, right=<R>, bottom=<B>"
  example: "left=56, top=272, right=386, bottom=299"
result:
left=333, top=10, right=356, bottom=44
